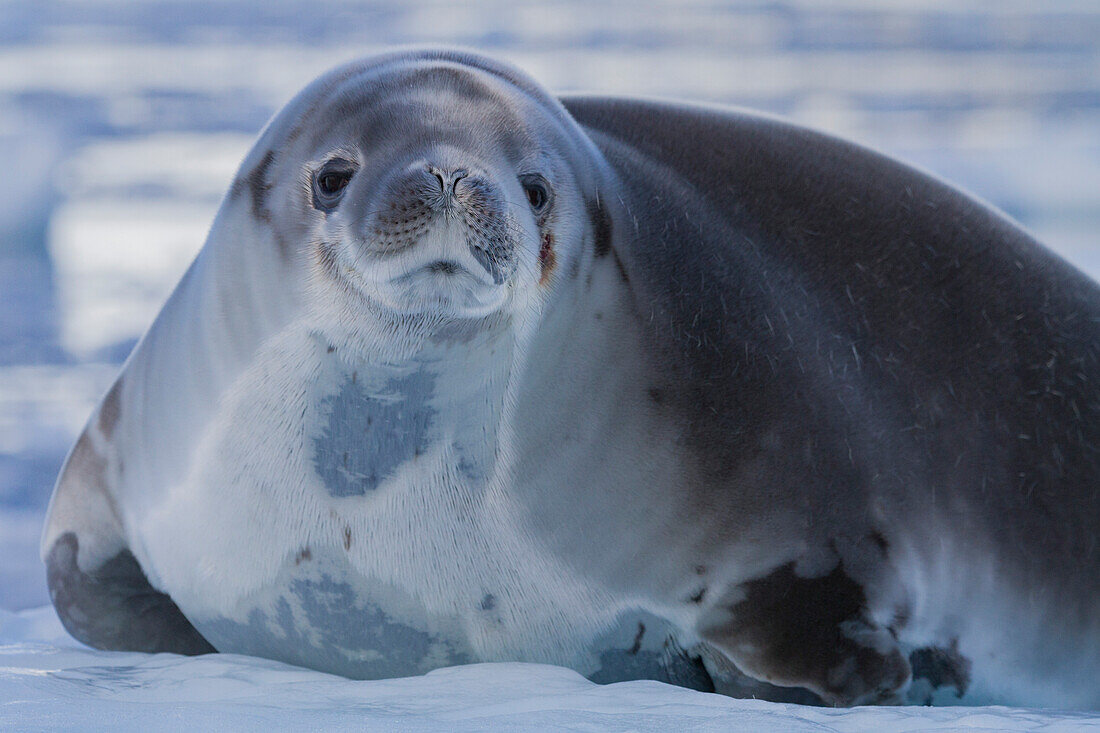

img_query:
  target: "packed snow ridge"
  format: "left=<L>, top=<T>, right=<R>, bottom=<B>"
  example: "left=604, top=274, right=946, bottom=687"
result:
left=2, top=607, right=1098, bottom=732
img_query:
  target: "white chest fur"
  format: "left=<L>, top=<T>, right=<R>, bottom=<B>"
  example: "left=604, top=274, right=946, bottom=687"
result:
left=127, top=320, right=675, bottom=679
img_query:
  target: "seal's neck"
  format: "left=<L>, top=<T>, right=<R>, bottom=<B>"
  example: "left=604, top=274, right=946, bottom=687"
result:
left=325, top=315, right=518, bottom=399
left=313, top=318, right=520, bottom=495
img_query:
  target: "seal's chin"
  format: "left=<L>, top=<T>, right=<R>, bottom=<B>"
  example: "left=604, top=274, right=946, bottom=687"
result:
left=379, top=262, right=510, bottom=319
left=319, top=233, right=520, bottom=322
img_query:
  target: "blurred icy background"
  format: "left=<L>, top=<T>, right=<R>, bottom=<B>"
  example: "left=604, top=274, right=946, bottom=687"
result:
left=1, top=0, right=1098, bottom=612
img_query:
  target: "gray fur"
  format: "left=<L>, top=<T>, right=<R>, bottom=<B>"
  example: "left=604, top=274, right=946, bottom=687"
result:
left=561, top=94, right=1100, bottom=705
left=313, top=371, right=436, bottom=497
left=197, top=573, right=472, bottom=680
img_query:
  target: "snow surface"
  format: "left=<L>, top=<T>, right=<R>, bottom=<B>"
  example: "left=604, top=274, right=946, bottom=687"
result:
left=2, top=607, right=1099, bottom=732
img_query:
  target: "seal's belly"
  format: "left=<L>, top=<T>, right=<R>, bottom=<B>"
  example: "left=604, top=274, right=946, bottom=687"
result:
left=193, top=550, right=475, bottom=680
left=190, top=548, right=710, bottom=689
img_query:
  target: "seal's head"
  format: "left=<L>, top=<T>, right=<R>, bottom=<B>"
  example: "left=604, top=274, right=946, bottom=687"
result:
left=236, top=49, right=603, bottom=346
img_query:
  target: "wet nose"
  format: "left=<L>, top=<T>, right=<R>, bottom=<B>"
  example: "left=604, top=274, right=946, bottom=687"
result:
left=429, top=166, right=469, bottom=194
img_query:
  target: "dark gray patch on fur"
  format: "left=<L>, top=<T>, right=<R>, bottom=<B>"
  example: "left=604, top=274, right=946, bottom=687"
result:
left=566, top=235, right=582, bottom=279
left=243, top=150, right=276, bottom=223
left=46, top=532, right=214, bottom=655
left=628, top=621, right=645, bottom=654
left=587, top=611, right=714, bottom=692
left=97, top=380, right=122, bottom=439
left=231, top=149, right=294, bottom=259
left=586, top=195, right=612, bottom=258
left=313, top=371, right=437, bottom=497
left=589, top=645, right=714, bottom=692
left=909, top=641, right=971, bottom=702
left=453, top=440, right=492, bottom=483
left=61, top=432, right=121, bottom=525
left=198, top=574, right=470, bottom=680
left=610, top=248, right=630, bottom=284
left=589, top=640, right=713, bottom=692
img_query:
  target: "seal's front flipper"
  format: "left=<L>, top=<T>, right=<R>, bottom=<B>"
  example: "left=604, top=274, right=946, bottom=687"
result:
left=700, top=562, right=910, bottom=706
left=46, top=532, right=214, bottom=654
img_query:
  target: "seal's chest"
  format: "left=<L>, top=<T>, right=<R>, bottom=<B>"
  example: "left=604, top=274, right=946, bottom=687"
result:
left=314, top=370, right=446, bottom=497
left=172, top=342, right=704, bottom=687
left=304, top=370, right=508, bottom=609
left=311, top=366, right=496, bottom=500
left=197, top=428, right=616, bottom=681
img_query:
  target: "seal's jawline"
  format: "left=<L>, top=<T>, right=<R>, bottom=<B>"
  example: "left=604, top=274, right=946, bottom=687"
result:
left=312, top=238, right=513, bottom=327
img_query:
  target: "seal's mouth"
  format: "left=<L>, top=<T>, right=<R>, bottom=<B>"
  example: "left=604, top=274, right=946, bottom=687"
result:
left=385, top=252, right=509, bottom=317
left=393, top=236, right=511, bottom=289
left=426, top=260, right=462, bottom=275
left=415, top=257, right=508, bottom=286
left=320, top=236, right=513, bottom=321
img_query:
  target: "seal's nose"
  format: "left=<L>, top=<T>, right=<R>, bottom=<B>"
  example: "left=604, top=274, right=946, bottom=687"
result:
left=429, top=166, right=469, bottom=194
left=365, top=155, right=514, bottom=286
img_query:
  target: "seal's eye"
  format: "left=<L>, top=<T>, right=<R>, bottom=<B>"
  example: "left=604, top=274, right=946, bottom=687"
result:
left=519, top=174, right=552, bottom=216
left=313, top=159, right=356, bottom=211
left=319, top=172, right=350, bottom=196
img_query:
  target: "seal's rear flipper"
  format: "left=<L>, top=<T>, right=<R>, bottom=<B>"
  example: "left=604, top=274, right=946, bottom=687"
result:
left=42, top=380, right=215, bottom=656
left=46, top=532, right=215, bottom=655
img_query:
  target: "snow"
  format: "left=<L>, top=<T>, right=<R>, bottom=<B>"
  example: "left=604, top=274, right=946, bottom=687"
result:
left=2, top=607, right=1098, bottom=732
left=48, top=200, right=215, bottom=357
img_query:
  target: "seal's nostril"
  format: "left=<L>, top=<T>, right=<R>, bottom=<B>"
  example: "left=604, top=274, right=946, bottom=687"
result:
left=429, top=166, right=469, bottom=194
left=430, top=168, right=447, bottom=193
